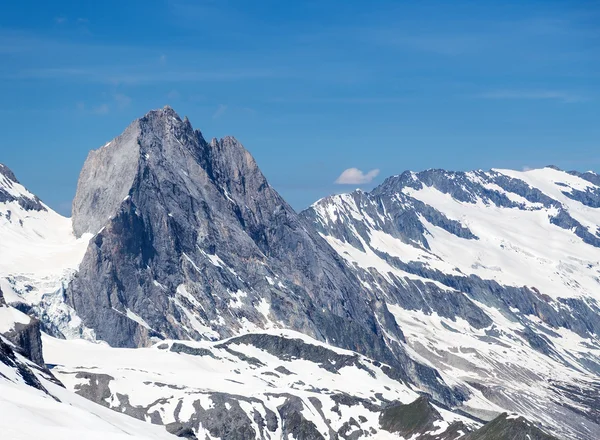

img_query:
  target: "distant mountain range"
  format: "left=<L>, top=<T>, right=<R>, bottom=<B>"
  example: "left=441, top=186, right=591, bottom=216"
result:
left=2, top=106, right=599, bottom=439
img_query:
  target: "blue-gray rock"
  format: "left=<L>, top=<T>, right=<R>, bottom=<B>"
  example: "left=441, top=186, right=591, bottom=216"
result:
left=65, top=106, right=460, bottom=405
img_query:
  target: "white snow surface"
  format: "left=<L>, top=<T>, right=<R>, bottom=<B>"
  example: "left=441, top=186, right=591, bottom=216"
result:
left=0, top=304, right=31, bottom=333
left=0, top=172, right=92, bottom=338
left=402, top=182, right=600, bottom=300
left=0, top=200, right=91, bottom=286
left=314, top=167, right=600, bottom=301
left=0, top=335, right=173, bottom=440
left=44, top=330, right=479, bottom=439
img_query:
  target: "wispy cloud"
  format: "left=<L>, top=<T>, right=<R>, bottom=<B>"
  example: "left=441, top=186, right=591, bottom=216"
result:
left=75, top=93, right=130, bottom=115
left=91, top=103, right=109, bottom=115
left=378, top=33, right=483, bottom=56
left=268, top=96, right=406, bottom=104
left=8, top=66, right=281, bottom=85
left=335, top=168, right=380, bottom=185
left=167, top=90, right=180, bottom=100
left=0, top=30, right=288, bottom=84
left=478, top=90, right=588, bottom=103
left=113, top=93, right=132, bottom=109
left=212, top=104, right=227, bottom=119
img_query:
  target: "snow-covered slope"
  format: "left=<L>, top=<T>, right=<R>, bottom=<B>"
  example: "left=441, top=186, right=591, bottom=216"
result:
left=0, top=290, right=175, bottom=440
left=0, top=281, right=546, bottom=440
left=0, top=163, right=92, bottom=338
left=0, top=337, right=176, bottom=440
left=302, top=167, right=600, bottom=440
left=44, top=330, right=481, bottom=439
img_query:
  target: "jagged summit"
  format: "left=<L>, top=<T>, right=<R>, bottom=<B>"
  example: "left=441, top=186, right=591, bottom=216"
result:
left=71, top=106, right=253, bottom=237
left=0, top=163, right=45, bottom=211
left=144, top=104, right=180, bottom=121
left=544, top=164, right=562, bottom=171
left=0, top=163, right=19, bottom=182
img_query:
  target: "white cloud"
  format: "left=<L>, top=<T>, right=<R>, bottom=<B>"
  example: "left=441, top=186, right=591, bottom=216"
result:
left=335, top=168, right=380, bottom=185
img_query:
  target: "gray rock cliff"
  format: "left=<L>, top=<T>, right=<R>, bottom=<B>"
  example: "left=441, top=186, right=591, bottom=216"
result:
left=65, top=106, right=459, bottom=405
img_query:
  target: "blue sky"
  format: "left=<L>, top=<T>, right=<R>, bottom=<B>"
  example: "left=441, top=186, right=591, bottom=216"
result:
left=1, top=1, right=598, bottom=215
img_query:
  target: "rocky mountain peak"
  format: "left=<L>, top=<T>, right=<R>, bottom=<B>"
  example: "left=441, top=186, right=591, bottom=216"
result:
left=63, top=107, right=456, bottom=404
left=0, top=163, right=45, bottom=211
left=2, top=110, right=598, bottom=438
left=72, top=107, right=211, bottom=237
left=71, top=116, right=142, bottom=237
left=139, top=106, right=188, bottom=136
left=140, top=105, right=182, bottom=123
left=0, top=163, right=19, bottom=183
left=72, top=106, right=273, bottom=237
left=207, top=135, right=268, bottom=203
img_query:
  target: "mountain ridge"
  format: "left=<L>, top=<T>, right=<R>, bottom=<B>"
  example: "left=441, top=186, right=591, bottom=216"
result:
left=1, top=107, right=598, bottom=439
left=302, top=164, right=600, bottom=439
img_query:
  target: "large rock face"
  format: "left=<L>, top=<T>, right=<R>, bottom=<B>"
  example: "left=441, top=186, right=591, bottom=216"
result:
left=72, top=121, right=142, bottom=237
left=65, top=107, right=456, bottom=404
left=302, top=167, right=600, bottom=439
left=0, top=288, right=44, bottom=366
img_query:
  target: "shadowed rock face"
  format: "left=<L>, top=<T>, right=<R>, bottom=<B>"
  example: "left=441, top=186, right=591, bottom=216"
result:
left=0, top=336, right=49, bottom=393
left=65, top=106, right=460, bottom=405
left=5, top=318, right=45, bottom=367
left=0, top=290, right=60, bottom=393
left=462, top=413, right=558, bottom=440
left=0, top=288, right=44, bottom=367
left=378, top=396, right=558, bottom=440
left=380, top=396, right=472, bottom=440
left=380, top=396, right=443, bottom=437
